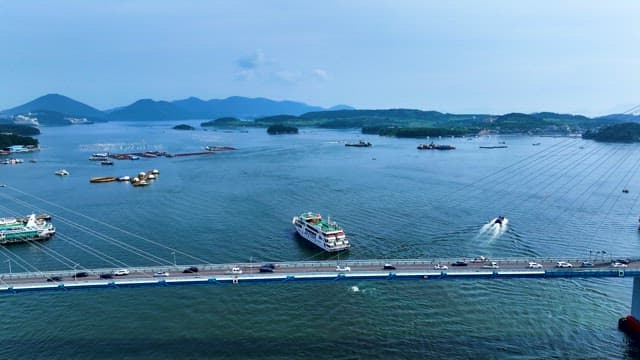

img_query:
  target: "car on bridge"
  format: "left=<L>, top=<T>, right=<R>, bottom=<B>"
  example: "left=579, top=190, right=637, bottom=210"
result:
left=183, top=266, right=199, bottom=273
left=616, top=259, right=631, bottom=265
left=613, top=262, right=628, bottom=268
left=99, top=273, right=113, bottom=279
left=451, top=261, right=468, bottom=267
left=336, top=265, right=351, bottom=272
left=231, top=266, right=243, bottom=274
left=74, top=272, right=89, bottom=278
left=113, top=269, right=130, bottom=276
left=259, top=264, right=275, bottom=273
left=46, top=276, right=62, bottom=282
left=482, top=261, right=499, bottom=269
left=153, top=271, right=170, bottom=277
left=555, top=261, right=573, bottom=268
left=528, top=262, right=543, bottom=269
left=383, top=263, right=396, bottom=270
left=434, top=264, right=448, bottom=270
left=581, top=261, right=594, bottom=268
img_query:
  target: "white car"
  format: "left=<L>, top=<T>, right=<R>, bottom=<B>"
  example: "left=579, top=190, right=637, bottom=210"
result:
left=555, top=261, right=573, bottom=268
left=113, top=269, right=130, bottom=276
left=612, top=262, right=628, bottom=268
left=336, top=265, right=351, bottom=272
left=231, top=266, right=243, bottom=274
left=153, top=271, right=170, bottom=277
left=434, top=264, right=448, bottom=270
left=482, top=261, right=499, bottom=269
left=528, top=262, right=543, bottom=269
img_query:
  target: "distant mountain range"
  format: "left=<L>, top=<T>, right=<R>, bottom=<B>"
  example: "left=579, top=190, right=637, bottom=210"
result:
left=0, top=93, right=638, bottom=131
left=0, top=94, right=355, bottom=124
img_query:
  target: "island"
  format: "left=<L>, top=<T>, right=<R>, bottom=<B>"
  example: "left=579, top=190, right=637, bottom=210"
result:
left=201, top=117, right=244, bottom=127
left=267, top=124, right=298, bottom=135
left=582, top=122, right=640, bottom=142
left=173, top=124, right=196, bottom=130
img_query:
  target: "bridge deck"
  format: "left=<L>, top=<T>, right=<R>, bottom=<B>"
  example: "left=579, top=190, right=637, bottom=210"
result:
left=0, top=258, right=636, bottom=294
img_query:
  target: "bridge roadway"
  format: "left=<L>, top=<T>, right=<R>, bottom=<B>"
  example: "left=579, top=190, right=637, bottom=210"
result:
left=0, top=257, right=638, bottom=294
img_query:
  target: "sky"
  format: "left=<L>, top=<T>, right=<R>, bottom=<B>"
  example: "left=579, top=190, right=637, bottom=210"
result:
left=0, top=0, right=639, bottom=115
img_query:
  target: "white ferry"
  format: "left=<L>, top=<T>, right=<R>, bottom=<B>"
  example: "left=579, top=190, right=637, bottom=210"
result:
left=292, top=212, right=350, bottom=252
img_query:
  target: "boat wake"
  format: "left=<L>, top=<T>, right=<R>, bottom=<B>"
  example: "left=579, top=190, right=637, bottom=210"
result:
left=476, top=217, right=509, bottom=242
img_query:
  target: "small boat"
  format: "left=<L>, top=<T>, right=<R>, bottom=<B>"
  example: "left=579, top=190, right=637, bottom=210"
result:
left=493, top=216, right=506, bottom=226
left=131, top=180, right=149, bottom=187
left=204, top=145, right=236, bottom=151
left=151, top=169, right=160, bottom=175
left=130, top=155, right=140, bottom=160
left=345, top=140, right=372, bottom=147
left=623, top=189, right=630, bottom=193
left=54, top=169, right=69, bottom=176
left=417, top=143, right=455, bottom=150
left=89, top=176, right=118, bottom=183
left=117, top=176, right=131, bottom=182
left=92, top=152, right=109, bottom=157
left=101, top=160, right=114, bottom=166
left=479, top=145, right=508, bottom=149
left=532, top=143, right=541, bottom=146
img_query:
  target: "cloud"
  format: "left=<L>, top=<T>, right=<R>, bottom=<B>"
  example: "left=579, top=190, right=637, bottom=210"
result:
left=236, top=50, right=266, bottom=69
left=312, top=68, right=328, bottom=81
left=234, top=51, right=328, bottom=85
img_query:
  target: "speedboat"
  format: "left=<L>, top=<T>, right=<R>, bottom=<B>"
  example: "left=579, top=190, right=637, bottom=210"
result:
left=493, top=216, right=505, bottom=226
left=54, top=169, right=69, bottom=176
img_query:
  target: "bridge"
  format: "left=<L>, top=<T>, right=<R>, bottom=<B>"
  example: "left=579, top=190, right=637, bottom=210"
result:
left=1, top=257, right=638, bottom=294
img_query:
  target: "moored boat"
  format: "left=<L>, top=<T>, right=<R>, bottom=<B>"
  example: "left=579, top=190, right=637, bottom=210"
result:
left=89, top=176, right=118, bottom=183
left=292, top=212, right=350, bottom=252
left=0, top=214, right=56, bottom=245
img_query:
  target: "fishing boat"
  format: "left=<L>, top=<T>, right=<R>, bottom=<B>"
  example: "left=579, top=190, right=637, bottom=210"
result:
left=345, top=140, right=372, bottom=147
left=292, top=212, right=350, bottom=252
left=0, top=214, right=56, bottom=245
left=417, top=143, right=455, bottom=150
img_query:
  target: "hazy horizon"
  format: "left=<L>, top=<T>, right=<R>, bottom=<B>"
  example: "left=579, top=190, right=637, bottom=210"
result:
left=1, top=1, right=639, bottom=116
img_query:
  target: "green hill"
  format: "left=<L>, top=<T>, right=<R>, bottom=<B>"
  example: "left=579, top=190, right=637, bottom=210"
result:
left=582, top=122, right=640, bottom=142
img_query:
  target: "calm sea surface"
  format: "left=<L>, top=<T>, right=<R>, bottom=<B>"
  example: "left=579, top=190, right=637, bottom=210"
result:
left=1, top=121, right=640, bottom=359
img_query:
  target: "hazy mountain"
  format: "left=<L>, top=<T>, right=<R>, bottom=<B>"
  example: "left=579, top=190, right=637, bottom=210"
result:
left=107, top=99, right=193, bottom=121
left=172, top=96, right=327, bottom=119
left=1, top=93, right=105, bottom=118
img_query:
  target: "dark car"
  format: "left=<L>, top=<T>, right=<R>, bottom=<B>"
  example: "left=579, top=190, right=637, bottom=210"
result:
left=99, top=273, right=113, bottom=279
left=46, top=276, right=63, bottom=282
left=451, top=261, right=468, bottom=267
left=260, top=264, right=275, bottom=272
left=616, top=259, right=631, bottom=265
left=383, top=263, right=396, bottom=270
left=74, top=272, right=89, bottom=278
left=183, top=266, right=199, bottom=273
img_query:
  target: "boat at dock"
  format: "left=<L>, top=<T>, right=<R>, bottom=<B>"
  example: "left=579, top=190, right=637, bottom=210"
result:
left=417, top=143, right=455, bottom=150
left=0, top=214, right=56, bottom=245
left=292, top=212, right=350, bottom=252
left=345, top=141, right=372, bottom=147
